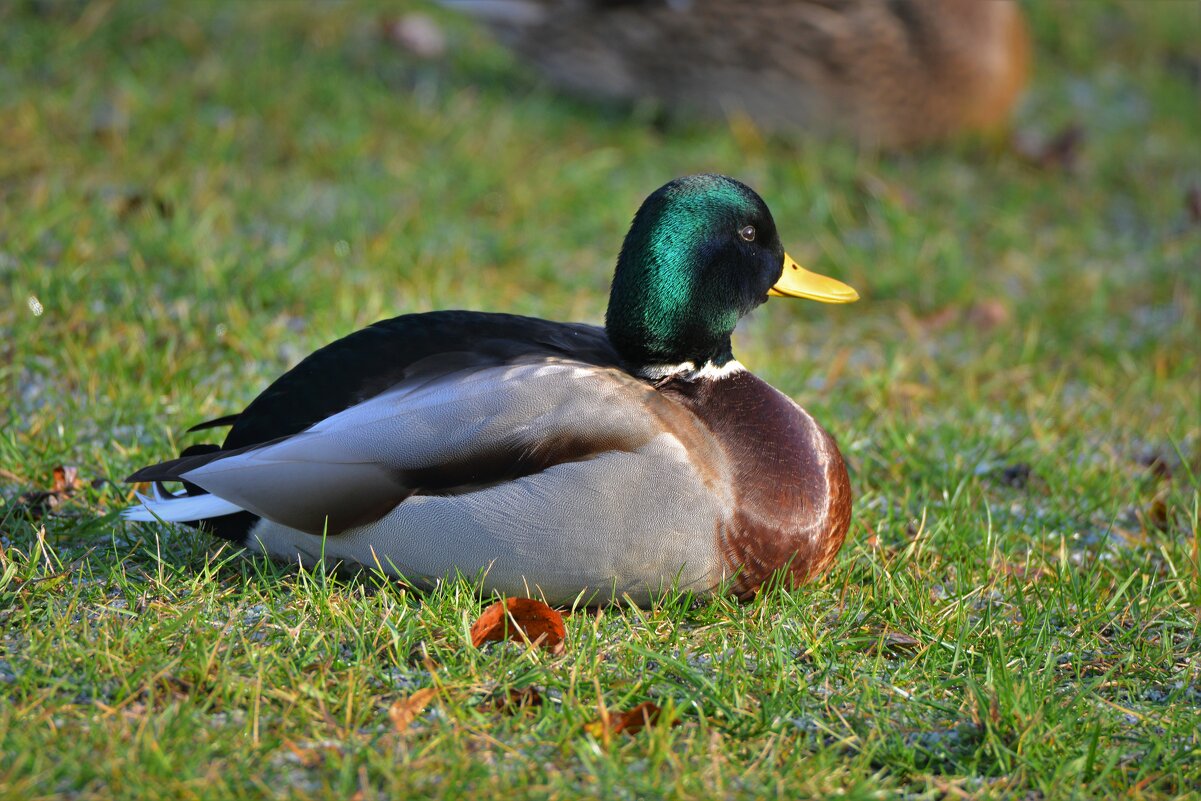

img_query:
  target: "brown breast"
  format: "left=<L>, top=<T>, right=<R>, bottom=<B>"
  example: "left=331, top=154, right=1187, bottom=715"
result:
left=661, top=370, right=852, bottom=599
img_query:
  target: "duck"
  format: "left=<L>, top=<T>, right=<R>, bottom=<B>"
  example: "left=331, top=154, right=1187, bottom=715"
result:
left=448, top=0, right=1029, bottom=149
left=123, top=174, right=858, bottom=606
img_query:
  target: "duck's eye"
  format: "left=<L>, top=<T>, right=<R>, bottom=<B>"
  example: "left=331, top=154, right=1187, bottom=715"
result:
left=739, top=225, right=756, bottom=242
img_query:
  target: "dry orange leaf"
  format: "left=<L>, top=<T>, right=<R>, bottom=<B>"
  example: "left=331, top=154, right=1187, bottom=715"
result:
left=281, top=739, right=331, bottom=768
left=388, top=687, right=436, bottom=734
left=587, top=701, right=671, bottom=737
left=611, top=701, right=664, bottom=734
left=17, top=464, right=85, bottom=517
left=470, top=598, right=566, bottom=654
left=52, top=465, right=82, bottom=494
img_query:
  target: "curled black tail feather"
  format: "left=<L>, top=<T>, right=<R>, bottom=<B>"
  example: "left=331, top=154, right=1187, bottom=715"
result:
left=128, top=443, right=257, bottom=543
left=186, top=414, right=241, bottom=433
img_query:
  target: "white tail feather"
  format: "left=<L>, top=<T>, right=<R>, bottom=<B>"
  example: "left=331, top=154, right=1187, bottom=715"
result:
left=122, top=490, right=246, bottom=523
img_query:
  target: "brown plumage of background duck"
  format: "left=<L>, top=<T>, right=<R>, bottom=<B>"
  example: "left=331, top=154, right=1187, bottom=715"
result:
left=448, top=0, right=1030, bottom=148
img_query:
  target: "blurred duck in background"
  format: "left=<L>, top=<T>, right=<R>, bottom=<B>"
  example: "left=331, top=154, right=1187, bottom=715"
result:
left=446, top=0, right=1030, bottom=149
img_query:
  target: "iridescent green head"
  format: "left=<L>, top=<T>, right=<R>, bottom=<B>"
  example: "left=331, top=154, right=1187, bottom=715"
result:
left=605, top=175, right=857, bottom=375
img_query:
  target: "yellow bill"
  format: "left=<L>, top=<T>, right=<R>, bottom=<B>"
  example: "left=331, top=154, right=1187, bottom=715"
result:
left=768, top=253, right=859, bottom=303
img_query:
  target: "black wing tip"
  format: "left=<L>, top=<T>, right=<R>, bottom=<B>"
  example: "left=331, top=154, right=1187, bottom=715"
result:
left=126, top=444, right=226, bottom=484
left=126, top=463, right=177, bottom=484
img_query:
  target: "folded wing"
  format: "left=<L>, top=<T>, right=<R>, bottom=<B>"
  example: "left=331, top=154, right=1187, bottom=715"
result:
left=129, top=359, right=670, bottom=537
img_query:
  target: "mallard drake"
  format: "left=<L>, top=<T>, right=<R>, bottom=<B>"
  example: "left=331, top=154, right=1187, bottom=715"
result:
left=124, top=175, right=857, bottom=605
left=450, top=0, right=1029, bottom=149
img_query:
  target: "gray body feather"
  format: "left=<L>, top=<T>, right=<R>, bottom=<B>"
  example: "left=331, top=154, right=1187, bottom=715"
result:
left=179, top=359, right=727, bottom=605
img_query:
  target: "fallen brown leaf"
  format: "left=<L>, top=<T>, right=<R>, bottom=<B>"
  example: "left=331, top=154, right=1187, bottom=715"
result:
left=388, top=687, right=436, bottom=734
left=880, top=631, right=921, bottom=654
left=16, top=465, right=85, bottom=517
left=52, top=465, right=81, bottom=493
left=282, top=740, right=325, bottom=768
left=966, top=299, right=1011, bottom=332
left=470, top=598, right=566, bottom=654
left=587, top=701, right=672, bottom=737
left=490, top=686, right=543, bottom=714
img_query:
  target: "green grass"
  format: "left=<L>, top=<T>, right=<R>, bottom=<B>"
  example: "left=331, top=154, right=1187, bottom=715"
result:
left=2, top=0, right=1199, bottom=798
